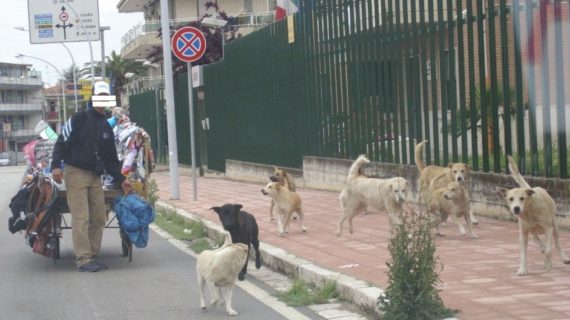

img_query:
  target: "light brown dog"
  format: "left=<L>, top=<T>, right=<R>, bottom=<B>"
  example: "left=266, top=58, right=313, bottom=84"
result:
left=261, top=181, right=306, bottom=236
left=197, top=236, right=249, bottom=316
left=268, top=167, right=297, bottom=221
left=415, top=140, right=479, bottom=225
left=426, top=181, right=478, bottom=239
left=497, top=155, right=570, bottom=276
left=337, top=155, right=410, bottom=236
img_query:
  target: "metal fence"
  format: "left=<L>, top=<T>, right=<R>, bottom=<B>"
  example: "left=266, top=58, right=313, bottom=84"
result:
left=132, top=0, right=570, bottom=178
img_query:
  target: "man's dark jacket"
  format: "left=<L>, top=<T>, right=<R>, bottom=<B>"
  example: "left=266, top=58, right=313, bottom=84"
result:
left=51, top=108, right=125, bottom=184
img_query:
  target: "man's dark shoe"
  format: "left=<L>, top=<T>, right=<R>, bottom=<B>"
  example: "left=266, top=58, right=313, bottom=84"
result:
left=78, top=261, right=100, bottom=272
left=93, top=261, right=108, bottom=270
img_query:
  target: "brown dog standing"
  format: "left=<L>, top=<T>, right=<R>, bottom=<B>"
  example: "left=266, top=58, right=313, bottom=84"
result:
left=415, top=140, right=478, bottom=225
left=497, top=156, right=570, bottom=276
left=261, top=181, right=306, bottom=236
left=426, top=181, right=477, bottom=239
left=268, top=167, right=296, bottom=221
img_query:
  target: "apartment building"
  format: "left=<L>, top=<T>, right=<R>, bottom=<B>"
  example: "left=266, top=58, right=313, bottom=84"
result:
left=0, top=62, right=44, bottom=159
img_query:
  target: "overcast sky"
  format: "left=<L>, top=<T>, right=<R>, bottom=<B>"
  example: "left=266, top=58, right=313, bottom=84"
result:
left=0, top=1, right=143, bottom=86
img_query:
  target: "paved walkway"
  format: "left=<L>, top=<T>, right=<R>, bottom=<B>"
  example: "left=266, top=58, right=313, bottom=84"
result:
left=153, top=170, right=570, bottom=320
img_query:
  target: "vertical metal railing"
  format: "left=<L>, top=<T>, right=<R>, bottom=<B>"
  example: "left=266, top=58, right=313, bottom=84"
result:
left=195, top=0, right=569, bottom=177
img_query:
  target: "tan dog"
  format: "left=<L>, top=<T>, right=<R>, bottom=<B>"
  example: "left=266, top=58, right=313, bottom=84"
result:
left=197, top=236, right=249, bottom=316
left=497, top=155, right=570, bottom=276
left=261, top=181, right=306, bottom=236
left=426, top=181, right=478, bottom=239
left=415, top=140, right=479, bottom=225
left=268, top=167, right=296, bottom=221
left=337, top=155, right=410, bottom=236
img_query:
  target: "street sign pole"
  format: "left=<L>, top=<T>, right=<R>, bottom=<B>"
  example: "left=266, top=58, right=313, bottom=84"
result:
left=171, top=26, right=207, bottom=201
left=161, top=0, right=180, bottom=200
left=187, top=61, right=198, bottom=201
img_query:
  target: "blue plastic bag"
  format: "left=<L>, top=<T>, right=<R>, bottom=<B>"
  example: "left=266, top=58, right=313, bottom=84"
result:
left=114, top=194, right=155, bottom=248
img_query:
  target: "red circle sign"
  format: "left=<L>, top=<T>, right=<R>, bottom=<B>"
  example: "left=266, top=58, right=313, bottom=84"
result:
left=59, top=12, right=69, bottom=22
left=171, top=26, right=207, bottom=63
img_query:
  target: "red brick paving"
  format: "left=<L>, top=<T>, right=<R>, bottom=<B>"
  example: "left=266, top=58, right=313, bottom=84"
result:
left=153, top=171, right=570, bottom=319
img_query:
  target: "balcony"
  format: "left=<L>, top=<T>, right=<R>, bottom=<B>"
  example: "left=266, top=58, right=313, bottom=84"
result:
left=0, top=71, right=43, bottom=89
left=0, top=128, right=36, bottom=140
left=120, top=22, right=163, bottom=60
left=0, top=102, right=43, bottom=113
left=126, top=76, right=164, bottom=94
left=120, top=13, right=274, bottom=60
left=117, top=0, right=148, bottom=13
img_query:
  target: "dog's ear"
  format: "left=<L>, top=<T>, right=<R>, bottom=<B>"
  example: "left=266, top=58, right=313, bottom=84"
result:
left=448, top=163, right=453, bottom=168
left=525, top=189, right=535, bottom=197
left=233, top=204, right=243, bottom=211
left=210, top=206, right=221, bottom=214
left=496, top=187, right=508, bottom=198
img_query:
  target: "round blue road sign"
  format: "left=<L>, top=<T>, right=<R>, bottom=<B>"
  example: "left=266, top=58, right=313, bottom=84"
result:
left=171, top=26, right=207, bottom=63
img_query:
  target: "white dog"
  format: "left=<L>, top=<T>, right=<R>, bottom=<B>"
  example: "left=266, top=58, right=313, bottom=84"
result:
left=497, top=155, right=570, bottom=276
left=261, top=181, right=306, bottom=236
left=337, top=155, right=410, bottom=236
left=196, top=235, right=249, bottom=316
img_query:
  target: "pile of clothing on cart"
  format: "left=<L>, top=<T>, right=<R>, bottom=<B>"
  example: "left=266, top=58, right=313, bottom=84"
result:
left=102, top=107, right=155, bottom=193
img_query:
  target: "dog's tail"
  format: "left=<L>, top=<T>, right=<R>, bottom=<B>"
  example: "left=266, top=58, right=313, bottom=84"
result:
left=347, top=155, right=370, bottom=182
left=415, top=140, right=428, bottom=171
left=507, top=155, right=531, bottom=189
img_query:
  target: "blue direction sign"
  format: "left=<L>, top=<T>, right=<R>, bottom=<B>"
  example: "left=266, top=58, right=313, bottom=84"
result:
left=171, top=26, right=207, bottom=63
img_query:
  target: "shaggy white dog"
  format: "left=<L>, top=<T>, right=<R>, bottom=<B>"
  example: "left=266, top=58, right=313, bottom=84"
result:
left=196, top=236, right=249, bottom=316
left=337, top=155, right=410, bottom=236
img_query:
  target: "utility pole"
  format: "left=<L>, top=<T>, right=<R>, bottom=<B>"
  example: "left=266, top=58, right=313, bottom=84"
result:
left=160, top=0, right=180, bottom=199
left=100, top=26, right=111, bottom=81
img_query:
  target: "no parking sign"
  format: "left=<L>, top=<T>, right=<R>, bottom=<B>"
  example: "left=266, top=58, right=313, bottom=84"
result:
left=170, top=26, right=206, bottom=200
left=171, top=26, right=207, bottom=63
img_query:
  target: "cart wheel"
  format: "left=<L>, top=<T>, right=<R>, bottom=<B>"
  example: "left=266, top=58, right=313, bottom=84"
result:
left=120, top=230, right=133, bottom=262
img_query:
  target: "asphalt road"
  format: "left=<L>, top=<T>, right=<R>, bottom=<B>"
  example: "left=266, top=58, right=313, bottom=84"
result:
left=0, top=166, right=311, bottom=320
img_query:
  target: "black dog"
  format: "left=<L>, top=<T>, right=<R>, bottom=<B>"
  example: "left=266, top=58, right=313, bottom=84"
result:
left=210, top=204, right=261, bottom=281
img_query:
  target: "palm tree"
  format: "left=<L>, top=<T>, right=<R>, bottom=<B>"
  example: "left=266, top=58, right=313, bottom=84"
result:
left=104, top=51, right=146, bottom=106
left=63, top=65, right=81, bottom=83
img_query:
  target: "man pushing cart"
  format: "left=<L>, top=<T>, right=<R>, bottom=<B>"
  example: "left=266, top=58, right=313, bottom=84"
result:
left=8, top=81, right=155, bottom=270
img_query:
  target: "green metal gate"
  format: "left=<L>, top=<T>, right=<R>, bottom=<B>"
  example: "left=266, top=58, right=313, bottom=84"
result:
left=199, top=0, right=570, bottom=178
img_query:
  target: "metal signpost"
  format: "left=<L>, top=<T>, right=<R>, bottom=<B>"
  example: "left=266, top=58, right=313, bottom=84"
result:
left=171, top=26, right=207, bottom=201
left=26, top=0, right=100, bottom=44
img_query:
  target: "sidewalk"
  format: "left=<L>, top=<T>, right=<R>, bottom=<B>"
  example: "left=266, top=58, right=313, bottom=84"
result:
left=153, top=170, right=570, bottom=320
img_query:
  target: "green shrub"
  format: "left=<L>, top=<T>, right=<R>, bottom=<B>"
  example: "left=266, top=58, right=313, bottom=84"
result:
left=277, top=279, right=338, bottom=306
left=378, top=209, right=456, bottom=320
left=147, top=179, right=159, bottom=208
left=154, top=208, right=208, bottom=241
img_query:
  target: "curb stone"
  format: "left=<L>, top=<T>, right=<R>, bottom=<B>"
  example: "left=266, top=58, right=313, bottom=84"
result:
left=155, top=200, right=384, bottom=319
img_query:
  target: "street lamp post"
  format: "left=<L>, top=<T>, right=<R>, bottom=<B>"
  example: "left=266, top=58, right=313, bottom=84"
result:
left=100, top=26, right=111, bottom=81
left=202, top=16, right=228, bottom=60
left=15, top=26, right=78, bottom=112
left=16, top=54, right=67, bottom=127
left=62, top=0, right=95, bottom=85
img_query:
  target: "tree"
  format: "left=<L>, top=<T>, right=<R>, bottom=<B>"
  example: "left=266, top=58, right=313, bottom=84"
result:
left=454, top=86, right=519, bottom=153
left=62, top=65, right=81, bottom=83
left=104, top=51, right=146, bottom=106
